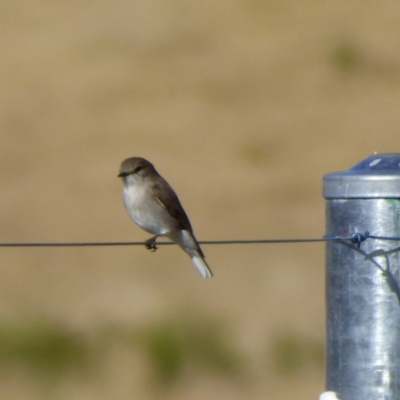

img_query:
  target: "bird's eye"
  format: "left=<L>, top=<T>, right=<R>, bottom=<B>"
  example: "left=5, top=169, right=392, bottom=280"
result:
left=134, top=166, right=143, bottom=173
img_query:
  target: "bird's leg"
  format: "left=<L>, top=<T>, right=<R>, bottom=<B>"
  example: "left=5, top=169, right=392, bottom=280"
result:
left=145, top=235, right=159, bottom=252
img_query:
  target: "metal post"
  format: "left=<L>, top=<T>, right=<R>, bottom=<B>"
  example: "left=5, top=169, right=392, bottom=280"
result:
left=323, top=153, right=400, bottom=400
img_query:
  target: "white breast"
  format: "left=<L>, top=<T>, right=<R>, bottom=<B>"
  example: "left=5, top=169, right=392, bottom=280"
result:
left=122, top=177, right=176, bottom=236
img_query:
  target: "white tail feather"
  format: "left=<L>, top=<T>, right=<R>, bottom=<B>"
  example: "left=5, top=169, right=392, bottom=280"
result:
left=191, top=255, right=213, bottom=278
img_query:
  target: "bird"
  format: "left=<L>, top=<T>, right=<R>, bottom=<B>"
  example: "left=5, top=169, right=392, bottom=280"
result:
left=118, top=157, right=213, bottom=278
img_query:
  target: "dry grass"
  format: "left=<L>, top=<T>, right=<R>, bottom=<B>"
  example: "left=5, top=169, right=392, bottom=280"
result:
left=0, top=0, right=400, bottom=398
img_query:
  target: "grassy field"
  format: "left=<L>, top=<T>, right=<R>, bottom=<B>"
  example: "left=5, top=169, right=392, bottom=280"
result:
left=0, top=1, right=399, bottom=399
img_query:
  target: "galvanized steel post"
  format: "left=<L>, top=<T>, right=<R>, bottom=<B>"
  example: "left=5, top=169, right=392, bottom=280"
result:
left=323, top=153, right=400, bottom=400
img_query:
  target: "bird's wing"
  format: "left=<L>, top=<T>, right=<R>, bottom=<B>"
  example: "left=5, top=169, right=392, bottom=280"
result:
left=150, top=177, right=193, bottom=232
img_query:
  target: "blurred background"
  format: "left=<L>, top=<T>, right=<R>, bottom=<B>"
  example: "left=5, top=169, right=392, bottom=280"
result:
left=0, top=0, right=399, bottom=399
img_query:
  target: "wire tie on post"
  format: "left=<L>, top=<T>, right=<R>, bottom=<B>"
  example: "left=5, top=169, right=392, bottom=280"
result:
left=351, top=230, right=370, bottom=248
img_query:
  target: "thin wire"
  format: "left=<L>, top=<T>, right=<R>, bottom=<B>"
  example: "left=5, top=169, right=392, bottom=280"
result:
left=369, top=235, right=400, bottom=241
left=0, top=235, right=373, bottom=247
left=0, top=241, right=146, bottom=247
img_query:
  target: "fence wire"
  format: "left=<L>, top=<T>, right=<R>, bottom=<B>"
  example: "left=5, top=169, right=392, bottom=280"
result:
left=0, top=231, right=396, bottom=248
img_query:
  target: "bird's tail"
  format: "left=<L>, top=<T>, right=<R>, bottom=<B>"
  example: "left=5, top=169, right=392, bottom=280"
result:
left=191, top=253, right=213, bottom=278
left=169, top=230, right=214, bottom=278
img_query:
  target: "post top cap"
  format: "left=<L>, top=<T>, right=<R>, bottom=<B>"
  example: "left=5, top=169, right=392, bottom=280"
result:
left=324, top=153, right=400, bottom=198
left=349, top=153, right=400, bottom=172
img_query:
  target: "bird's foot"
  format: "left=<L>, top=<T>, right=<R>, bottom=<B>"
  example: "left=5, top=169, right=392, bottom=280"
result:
left=145, top=236, right=159, bottom=252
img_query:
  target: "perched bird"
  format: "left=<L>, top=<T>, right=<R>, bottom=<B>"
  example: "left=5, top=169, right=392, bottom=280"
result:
left=118, top=157, right=213, bottom=278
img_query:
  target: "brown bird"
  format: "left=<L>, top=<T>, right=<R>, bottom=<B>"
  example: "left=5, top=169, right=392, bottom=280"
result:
left=118, top=157, right=213, bottom=278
